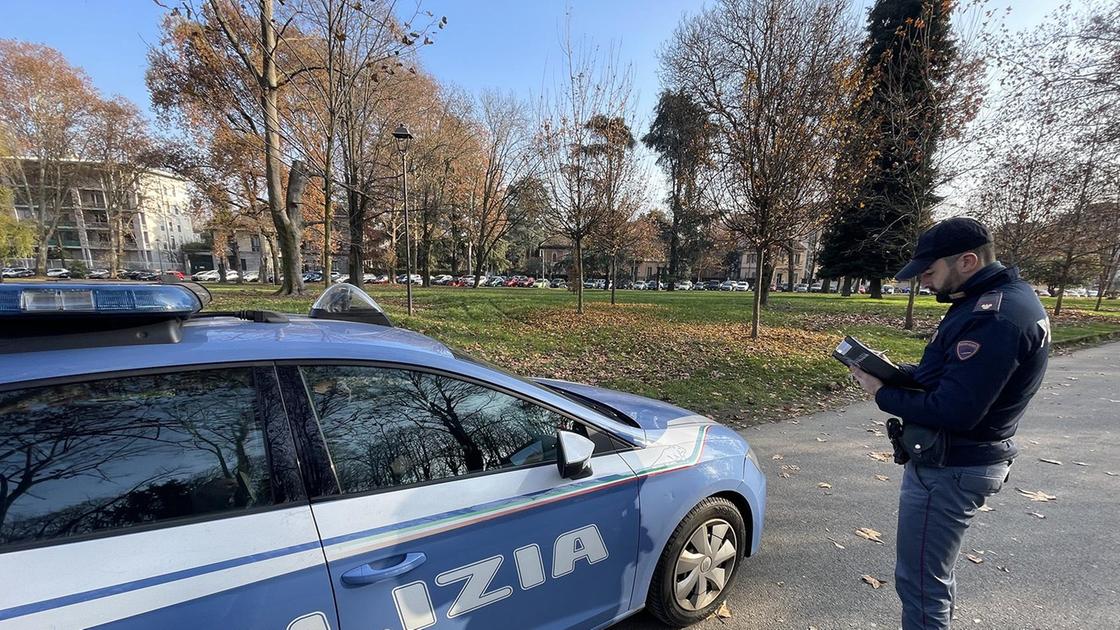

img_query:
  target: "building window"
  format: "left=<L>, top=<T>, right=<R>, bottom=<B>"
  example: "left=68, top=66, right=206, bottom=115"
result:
left=78, top=190, right=106, bottom=208
left=250, top=235, right=261, bottom=252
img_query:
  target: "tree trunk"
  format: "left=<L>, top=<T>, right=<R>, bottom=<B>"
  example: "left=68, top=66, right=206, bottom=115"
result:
left=231, top=237, right=243, bottom=284
left=1097, top=252, right=1118, bottom=311
left=609, top=255, right=617, bottom=305
left=256, top=0, right=303, bottom=295
left=870, top=277, right=883, bottom=299
left=759, top=254, right=774, bottom=307
left=575, top=233, right=585, bottom=314
left=904, top=278, right=917, bottom=330
left=277, top=160, right=308, bottom=295
left=841, top=276, right=853, bottom=297
left=750, top=246, right=765, bottom=339
left=257, top=229, right=269, bottom=284
left=820, top=278, right=830, bottom=293
left=269, top=236, right=281, bottom=285
left=786, top=241, right=795, bottom=292
left=348, top=188, right=365, bottom=284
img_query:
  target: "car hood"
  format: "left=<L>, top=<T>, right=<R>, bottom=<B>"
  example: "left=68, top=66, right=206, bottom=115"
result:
left=533, top=378, right=714, bottom=431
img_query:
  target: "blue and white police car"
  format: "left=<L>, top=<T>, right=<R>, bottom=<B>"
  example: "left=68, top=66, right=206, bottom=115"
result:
left=0, top=282, right=766, bottom=629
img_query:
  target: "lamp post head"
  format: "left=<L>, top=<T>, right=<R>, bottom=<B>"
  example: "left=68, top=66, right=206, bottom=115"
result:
left=392, top=124, right=413, bottom=154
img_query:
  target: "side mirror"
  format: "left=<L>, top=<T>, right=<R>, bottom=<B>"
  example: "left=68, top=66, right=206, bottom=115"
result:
left=556, top=430, right=595, bottom=480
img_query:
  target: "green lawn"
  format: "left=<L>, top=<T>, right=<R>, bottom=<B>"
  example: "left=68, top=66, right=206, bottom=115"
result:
left=204, top=283, right=1120, bottom=427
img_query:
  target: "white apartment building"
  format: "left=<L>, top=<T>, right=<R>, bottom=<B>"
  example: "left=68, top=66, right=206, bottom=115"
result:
left=6, top=160, right=200, bottom=271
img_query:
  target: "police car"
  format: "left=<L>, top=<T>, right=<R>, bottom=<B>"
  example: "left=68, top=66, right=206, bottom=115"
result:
left=0, top=282, right=766, bottom=629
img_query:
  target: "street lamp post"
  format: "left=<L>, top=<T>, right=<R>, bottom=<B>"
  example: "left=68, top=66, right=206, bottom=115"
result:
left=393, top=123, right=414, bottom=316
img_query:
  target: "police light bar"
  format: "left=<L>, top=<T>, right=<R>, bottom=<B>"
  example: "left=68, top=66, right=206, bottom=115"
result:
left=0, top=283, right=206, bottom=317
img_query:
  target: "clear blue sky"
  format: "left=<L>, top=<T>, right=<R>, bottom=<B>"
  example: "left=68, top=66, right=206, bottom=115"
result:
left=0, top=0, right=1062, bottom=205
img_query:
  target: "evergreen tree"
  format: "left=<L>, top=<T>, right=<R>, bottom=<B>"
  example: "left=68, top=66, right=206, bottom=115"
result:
left=642, top=90, right=716, bottom=287
left=819, top=0, right=957, bottom=298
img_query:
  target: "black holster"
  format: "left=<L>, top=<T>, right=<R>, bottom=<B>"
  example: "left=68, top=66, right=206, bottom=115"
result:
left=887, top=417, right=909, bottom=465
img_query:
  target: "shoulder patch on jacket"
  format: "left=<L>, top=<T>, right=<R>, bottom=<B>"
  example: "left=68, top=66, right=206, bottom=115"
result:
left=956, top=340, right=981, bottom=360
left=973, top=291, right=1003, bottom=313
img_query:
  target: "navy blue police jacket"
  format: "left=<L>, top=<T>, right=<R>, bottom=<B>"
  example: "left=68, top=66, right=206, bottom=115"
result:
left=875, top=263, right=1050, bottom=466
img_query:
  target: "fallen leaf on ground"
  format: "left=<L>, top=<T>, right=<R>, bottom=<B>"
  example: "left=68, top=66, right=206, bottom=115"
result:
left=869, top=452, right=893, bottom=462
left=855, top=527, right=884, bottom=543
left=874, top=474, right=890, bottom=481
left=1106, top=472, right=1117, bottom=477
left=1074, top=462, right=1090, bottom=467
left=1028, top=511, right=1046, bottom=519
left=779, top=472, right=791, bottom=479
left=1017, top=488, right=1057, bottom=502
left=816, top=437, right=828, bottom=442
left=781, top=464, right=801, bottom=472
left=861, top=574, right=887, bottom=589
left=771, top=454, right=784, bottom=460
left=978, top=505, right=994, bottom=512
left=966, top=554, right=984, bottom=564
left=1039, top=458, right=1062, bottom=465
left=997, top=566, right=1011, bottom=573
left=826, top=537, right=845, bottom=549
left=818, top=482, right=832, bottom=489
left=872, top=420, right=886, bottom=426
left=710, top=601, right=732, bottom=619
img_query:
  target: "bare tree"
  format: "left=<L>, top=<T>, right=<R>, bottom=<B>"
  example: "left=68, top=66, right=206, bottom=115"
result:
left=465, top=91, right=542, bottom=287
left=538, top=21, right=633, bottom=314
left=665, top=0, right=865, bottom=338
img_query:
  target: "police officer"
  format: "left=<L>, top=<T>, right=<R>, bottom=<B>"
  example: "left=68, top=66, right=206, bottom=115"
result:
left=849, top=217, right=1050, bottom=630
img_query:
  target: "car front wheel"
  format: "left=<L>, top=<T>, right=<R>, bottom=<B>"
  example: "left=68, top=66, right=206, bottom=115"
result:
left=647, top=496, right=746, bottom=627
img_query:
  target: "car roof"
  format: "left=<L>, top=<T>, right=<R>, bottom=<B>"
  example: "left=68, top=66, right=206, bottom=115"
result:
left=1, top=316, right=456, bottom=386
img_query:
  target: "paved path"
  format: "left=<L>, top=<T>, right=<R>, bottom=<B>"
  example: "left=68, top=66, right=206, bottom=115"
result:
left=617, top=342, right=1120, bottom=629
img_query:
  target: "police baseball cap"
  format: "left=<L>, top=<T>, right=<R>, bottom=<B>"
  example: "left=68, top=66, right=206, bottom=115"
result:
left=895, top=217, right=992, bottom=280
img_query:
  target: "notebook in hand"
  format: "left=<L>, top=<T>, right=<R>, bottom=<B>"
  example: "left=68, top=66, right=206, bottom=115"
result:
left=833, top=335, right=923, bottom=390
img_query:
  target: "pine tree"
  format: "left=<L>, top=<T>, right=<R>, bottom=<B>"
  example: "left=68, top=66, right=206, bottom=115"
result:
left=819, top=0, right=957, bottom=298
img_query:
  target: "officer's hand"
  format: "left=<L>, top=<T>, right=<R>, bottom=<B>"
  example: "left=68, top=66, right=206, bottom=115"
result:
left=849, top=365, right=884, bottom=396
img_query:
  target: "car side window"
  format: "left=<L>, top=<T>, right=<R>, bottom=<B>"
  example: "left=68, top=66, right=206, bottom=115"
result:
left=301, top=365, right=614, bottom=494
left=0, top=368, right=279, bottom=550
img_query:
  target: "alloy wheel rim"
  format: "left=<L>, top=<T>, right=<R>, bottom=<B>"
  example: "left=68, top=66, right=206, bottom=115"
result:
left=673, top=518, right=738, bottom=611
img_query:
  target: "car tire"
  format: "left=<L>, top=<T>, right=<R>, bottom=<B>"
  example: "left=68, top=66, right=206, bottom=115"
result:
left=647, top=496, right=746, bottom=627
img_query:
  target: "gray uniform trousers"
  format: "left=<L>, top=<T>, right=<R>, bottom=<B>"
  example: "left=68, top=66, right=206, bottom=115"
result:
left=896, top=460, right=1011, bottom=629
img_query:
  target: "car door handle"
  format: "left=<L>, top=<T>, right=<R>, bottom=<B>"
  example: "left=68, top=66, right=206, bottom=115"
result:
left=340, top=552, right=427, bottom=586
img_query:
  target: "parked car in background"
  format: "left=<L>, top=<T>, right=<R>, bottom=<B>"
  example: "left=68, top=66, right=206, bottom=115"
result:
left=674, top=280, right=693, bottom=291
left=633, top=280, right=648, bottom=290
left=431, top=274, right=453, bottom=285
left=918, top=287, right=932, bottom=295
left=87, top=269, right=111, bottom=279
left=45, top=268, right=70, bottom=278
left=550, top=279, right=567, bottom=289
left=793, top=283, right=809, bottom=293
left=533, top=279, right=550, bottom=288
left=2, top=267, right=35, bottom=278
left=734, top=281, right=750, bottom=292
left=882, top=285, right=895, bottom=294
left=719, top=280, right=736, bottom=291
left=192, top=269, right=220, bottom=282
left=809, top=282, right=823, bottom=292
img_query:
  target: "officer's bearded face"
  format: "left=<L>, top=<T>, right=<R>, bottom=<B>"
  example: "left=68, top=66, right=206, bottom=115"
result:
left=919, top=258, right=964, bottom=295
